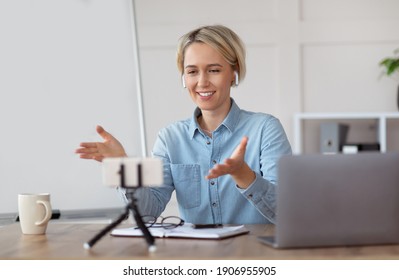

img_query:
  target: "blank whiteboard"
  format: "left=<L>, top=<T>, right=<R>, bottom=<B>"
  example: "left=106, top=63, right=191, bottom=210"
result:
left=0, top=0, right=143, bottom=213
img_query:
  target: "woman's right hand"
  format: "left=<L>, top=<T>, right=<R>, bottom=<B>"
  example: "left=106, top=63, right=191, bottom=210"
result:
left=75, top=125, right=127, bottom=162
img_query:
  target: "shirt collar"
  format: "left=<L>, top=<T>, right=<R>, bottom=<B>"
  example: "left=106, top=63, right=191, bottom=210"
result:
left=189, top=98, right=241, bottom=139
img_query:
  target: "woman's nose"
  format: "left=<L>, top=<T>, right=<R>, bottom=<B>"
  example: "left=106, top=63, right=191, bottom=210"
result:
left=197, top=73, right=210, bottom=87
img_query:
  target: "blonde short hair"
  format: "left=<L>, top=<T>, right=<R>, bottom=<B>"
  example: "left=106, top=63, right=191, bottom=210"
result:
left=176, top=25, right=246, bottom=84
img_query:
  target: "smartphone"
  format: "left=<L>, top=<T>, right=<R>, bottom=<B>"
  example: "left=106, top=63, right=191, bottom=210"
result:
left=192, top=224, right=223, bottom=229
left=102, top=157, right=163, bottom=187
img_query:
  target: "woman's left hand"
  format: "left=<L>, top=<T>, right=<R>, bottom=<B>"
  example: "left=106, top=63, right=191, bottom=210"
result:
left=206, top=136, right=255, bottom=188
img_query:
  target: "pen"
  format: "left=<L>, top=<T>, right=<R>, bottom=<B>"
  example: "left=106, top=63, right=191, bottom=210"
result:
left=192, top=224, right=223, bottom=229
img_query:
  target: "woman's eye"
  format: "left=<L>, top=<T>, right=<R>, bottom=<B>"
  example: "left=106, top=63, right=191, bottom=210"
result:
left=209, top=69, right=220, bottom=73
left=186, top=70, right=197, bottom=75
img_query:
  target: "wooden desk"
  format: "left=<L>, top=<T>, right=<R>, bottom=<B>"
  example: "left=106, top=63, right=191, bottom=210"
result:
left=1, top=222, right=399, bottom=260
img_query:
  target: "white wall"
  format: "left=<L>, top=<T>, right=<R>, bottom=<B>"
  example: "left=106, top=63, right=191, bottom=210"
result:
left=135, top=0, right=399, bottom=151
left=299, top=0, right=399, bottom=152
left=1, top=0, right=399, bottom=216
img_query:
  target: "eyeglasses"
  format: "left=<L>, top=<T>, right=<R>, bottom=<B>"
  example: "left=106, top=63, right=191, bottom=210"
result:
left=137, top=215, right=185, bottom=229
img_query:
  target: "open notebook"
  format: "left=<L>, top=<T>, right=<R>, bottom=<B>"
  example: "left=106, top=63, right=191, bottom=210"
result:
left=111, top=224, right=249, bottom=240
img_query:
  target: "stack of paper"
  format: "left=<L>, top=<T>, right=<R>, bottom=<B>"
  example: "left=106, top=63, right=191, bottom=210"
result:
left=111, top=224, right=249, bottom=239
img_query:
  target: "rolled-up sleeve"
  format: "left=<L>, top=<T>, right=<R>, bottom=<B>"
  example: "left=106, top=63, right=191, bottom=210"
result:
left=237, top=117, right=291, bottom=223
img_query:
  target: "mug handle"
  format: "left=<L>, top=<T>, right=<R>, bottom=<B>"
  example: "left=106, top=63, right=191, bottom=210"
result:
left=35, top=200, right=52, bottom=226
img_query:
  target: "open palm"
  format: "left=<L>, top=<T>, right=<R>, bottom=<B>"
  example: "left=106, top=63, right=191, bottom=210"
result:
left=75, top=125, right=127, bottom=162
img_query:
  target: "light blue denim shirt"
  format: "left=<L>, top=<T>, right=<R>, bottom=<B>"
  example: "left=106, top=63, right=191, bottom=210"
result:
left=131, top=99, right=291, bottom=224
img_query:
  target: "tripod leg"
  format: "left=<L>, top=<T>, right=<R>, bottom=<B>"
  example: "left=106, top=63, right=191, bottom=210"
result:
left=130, top=200, right=156, bottom=252
left=84, top=206, right=129, bottom=249
left=119, top=163, right=156, bottom=252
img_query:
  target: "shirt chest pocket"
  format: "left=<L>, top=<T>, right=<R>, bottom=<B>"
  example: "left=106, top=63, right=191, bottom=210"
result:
left=170, top=164, right=201, bottom=209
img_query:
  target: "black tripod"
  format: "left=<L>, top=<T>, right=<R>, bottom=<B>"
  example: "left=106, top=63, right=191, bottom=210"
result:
left=84, top=163, right=156, bottom=252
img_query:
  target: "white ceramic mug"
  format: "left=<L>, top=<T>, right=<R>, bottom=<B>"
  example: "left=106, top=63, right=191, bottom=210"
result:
left=18, top=193, right=52, bottom=234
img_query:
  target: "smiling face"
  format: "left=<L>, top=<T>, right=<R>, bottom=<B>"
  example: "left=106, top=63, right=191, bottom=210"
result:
left=183, top=42, right=236, bottom=116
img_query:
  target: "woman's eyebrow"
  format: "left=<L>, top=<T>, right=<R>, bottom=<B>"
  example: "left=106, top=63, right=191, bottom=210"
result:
left=185, top=63, right=224, bottom=69
left=207, top=63, right=223, bottom=68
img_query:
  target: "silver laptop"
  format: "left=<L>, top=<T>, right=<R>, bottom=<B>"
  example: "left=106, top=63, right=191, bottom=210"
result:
left=258, top=152, right=399, bottom=249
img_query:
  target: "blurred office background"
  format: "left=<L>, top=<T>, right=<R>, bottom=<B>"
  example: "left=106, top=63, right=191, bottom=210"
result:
left=1, top=0, right=398, bottom=218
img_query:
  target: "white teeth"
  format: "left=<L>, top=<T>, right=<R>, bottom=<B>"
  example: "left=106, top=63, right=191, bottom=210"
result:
left=198, top=92, right=213, bottom=97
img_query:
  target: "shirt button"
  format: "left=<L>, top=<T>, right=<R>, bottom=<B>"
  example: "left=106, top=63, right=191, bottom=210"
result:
left=206, top=141, right=211, bottom=145
left=212, top=202, right=217, bottom=207
left=248, top=194, right=253, bottom=199
left=210, top=181, right=215, bottom=186
left=212, top=160, right=217, bottom=164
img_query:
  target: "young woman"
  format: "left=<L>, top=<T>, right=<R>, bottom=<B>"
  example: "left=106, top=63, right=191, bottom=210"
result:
left=75, top=25, right=292, bottom=224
